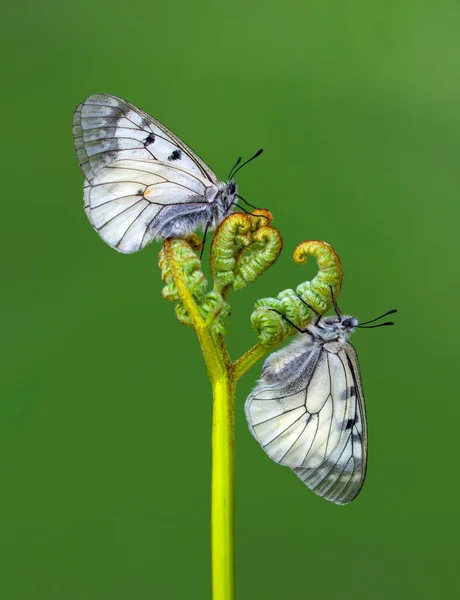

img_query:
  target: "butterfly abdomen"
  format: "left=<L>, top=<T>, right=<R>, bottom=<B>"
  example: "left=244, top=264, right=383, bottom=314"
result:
left=151, top=204, right=212, bottom=240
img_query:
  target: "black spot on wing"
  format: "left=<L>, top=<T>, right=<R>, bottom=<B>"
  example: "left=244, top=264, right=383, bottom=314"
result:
left=168, top=149, right=182, bottom=161
left=345, top=419, right=354, bottom=430
left=341, top=384, right=357, bottom=401
left=143, top=133, right=156, bottom=147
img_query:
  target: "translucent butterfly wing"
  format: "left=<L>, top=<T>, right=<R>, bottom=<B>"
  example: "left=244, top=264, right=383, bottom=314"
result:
left=72, top=94, right=218, bottom=184
left=292, top=342, right=367, bottom=504
left=84, top=158, right=216, bottom=253
left=245, top=337, right=367, bottom=505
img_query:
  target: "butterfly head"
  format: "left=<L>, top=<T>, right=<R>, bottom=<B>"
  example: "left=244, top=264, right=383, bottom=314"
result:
left=227, top=181, right=237, bottom=196
left=217, top=149, right=264, bottom=216
left=309, top=287, right=397, bottom=342
left=316, top=315, right=358, bottom=342
left=315, top=308, right=397, bottom=341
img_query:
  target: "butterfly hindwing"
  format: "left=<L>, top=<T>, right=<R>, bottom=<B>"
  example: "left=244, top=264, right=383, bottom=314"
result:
left=245, top=336, right=367, bottom=505
left=85, top=158, right=217, bottom=253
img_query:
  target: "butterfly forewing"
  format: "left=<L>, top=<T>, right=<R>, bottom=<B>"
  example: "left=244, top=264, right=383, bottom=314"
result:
left=73, top=94, right=218, bottom=183
left=245, top=335, right=368, bottom=505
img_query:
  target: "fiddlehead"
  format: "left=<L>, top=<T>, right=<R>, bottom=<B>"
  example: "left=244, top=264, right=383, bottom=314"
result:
left=210, top=210, right=282, bottom=297
left=251, top=240, right=343, bottom=345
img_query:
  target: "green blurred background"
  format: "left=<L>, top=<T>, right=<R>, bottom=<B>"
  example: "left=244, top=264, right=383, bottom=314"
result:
left=1, top=0, right=459, bottom=598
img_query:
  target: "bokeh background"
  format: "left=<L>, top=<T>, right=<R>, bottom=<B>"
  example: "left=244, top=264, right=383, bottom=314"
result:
left=2, top=1, right=460, bottom=598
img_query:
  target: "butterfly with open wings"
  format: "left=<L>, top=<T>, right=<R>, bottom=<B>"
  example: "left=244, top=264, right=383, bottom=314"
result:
left=73, top=94, right=260, bottom=253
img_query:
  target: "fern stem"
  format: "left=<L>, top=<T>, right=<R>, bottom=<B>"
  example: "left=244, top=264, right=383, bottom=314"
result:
left=211, top=371, right=235, bottom=600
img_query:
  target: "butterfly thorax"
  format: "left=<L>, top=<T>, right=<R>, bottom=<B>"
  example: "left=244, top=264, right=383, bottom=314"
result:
left=208, top=180, right=238, bottom=225
left=308, top=315, right=358, bottom=343
left=218, top=180, right=238, bottom=208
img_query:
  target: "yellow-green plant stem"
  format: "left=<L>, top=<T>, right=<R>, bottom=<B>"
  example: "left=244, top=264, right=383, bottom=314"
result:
left=211, top=371, right=235, bottom=600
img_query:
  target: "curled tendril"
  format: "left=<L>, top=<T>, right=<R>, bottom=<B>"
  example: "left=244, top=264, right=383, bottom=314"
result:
left=159, top=239, right=228, bottom=334
left=251, top=240, right=343, bottom=346
left=294, top=241, right=342, bottom=314
left=210, top=210, right=283, bottom=296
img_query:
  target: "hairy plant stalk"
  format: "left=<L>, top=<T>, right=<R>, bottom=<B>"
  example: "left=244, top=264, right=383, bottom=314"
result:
left=161, top=239, right=237, bottom=599
left=233, top=340, right=276, bottom=381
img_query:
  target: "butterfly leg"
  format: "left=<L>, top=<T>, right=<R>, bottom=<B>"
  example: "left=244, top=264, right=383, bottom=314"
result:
left=329, top=285, right=342, bottom=318
left=296, top=295, right=322, bottom=325
left=236, top=193, right=268, bottom=211
left=234, top=203, right=253, bottom=215
left=268, top=308, right=314, bottom=337
left=200, top=220, right=212, bottom=259
left=233, top=202, right=269, bottom=220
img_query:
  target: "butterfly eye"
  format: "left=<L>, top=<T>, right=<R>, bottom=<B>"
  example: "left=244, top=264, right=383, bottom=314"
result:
left=342, top=318, right=353, bottom=327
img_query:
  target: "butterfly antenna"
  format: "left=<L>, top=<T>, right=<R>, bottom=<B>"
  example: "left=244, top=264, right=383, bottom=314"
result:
left=230, top=148, right=263, bottom=179
left=358, top=309, right=397, bottom=326
left=228, top=156, right=242, bottom=181
left=357, top=321, right=395, bottom=329
left=329, top=286, right=341, bottom=318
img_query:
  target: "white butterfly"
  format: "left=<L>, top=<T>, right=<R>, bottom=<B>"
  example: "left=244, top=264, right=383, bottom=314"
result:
left=73, top=94, right=256, bottom=253
left=245, top=306, right=396, bottom=505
